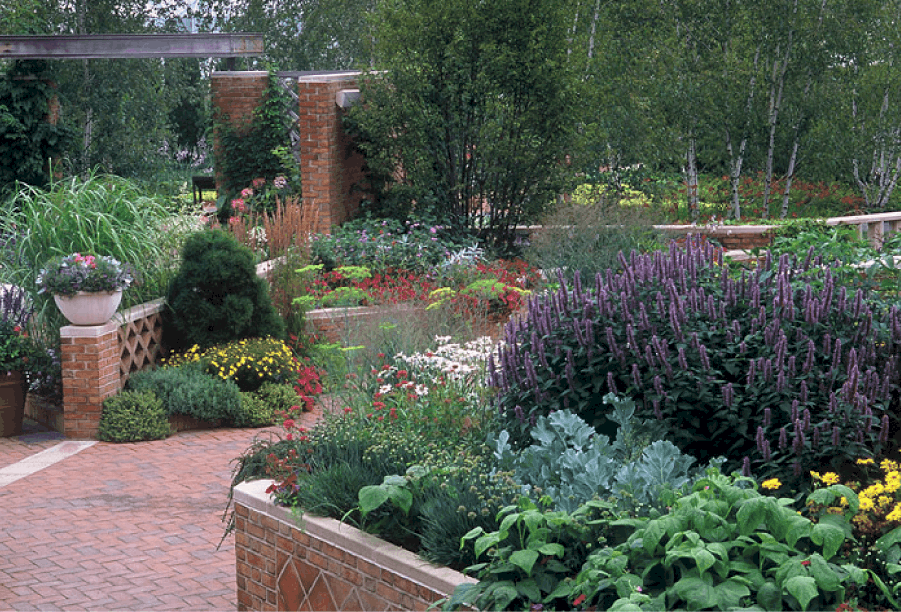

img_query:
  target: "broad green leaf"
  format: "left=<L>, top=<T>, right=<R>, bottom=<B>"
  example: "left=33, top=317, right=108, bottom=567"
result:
left=608, top=599, right=643, bottom=612
left=692, top=548, right=716, bottom=576
left=515, top=578, right=541, bottom=601
left=807, top=554, right=840, bottom=592
left=474, top=532, right=502, bottom=560
left=358, top=485, right=389, bottom=515
left=875, top=525, right=901, bottom=553
left=536, top=542, right=564, bottom=557
left=756, top=580, right=781, bottom=610
left=785, top=516, right=812, bottom=548
left=810, top=520, right=844, bottom=560
left=736, top=498, right=767, bottom=536
left=672, top=575, right=716, bottom=609
left=785, top=576, right=817, bottom=611
left=643, top=519, right=665, bottom=554
left=714, top=578, right=751, bottom=609
left=485, top=582, right=518, bottom=610
left=509, top=549, right=540, bottom=575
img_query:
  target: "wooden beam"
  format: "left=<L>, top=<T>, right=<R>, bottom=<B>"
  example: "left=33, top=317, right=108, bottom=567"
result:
left=0, top=34, right=263, bottom=60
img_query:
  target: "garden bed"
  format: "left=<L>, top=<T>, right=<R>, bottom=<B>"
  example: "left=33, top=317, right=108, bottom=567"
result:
left=233, top=479, right=474, bottom=611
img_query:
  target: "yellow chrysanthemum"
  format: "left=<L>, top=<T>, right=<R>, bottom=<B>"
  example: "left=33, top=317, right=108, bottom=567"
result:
left=863, top=483, right=885, bottom=498
left=882, top=459, right=900, bottom=472
left=839, top=496, right=849, bottom=507
left=860, top=496, right=876, bottom=511
left=821, top=472, right=840, bottom=486
left=879, top=495, right=893, bottom=508
left=887, top=504, right=901, bottom=522
left=856, top=458, right=876, bottom=465
left=762, top=478, right=782, bottom=490
left=810, top=471, right=822, bottom=481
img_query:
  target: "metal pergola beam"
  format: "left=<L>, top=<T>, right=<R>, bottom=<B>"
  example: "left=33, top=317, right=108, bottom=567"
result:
left=0, top=34, right=264, bottom=60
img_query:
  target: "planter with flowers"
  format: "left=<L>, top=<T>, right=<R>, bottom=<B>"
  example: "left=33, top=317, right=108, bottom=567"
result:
left=37, top=253, right=135, bottom=326
left=0, top=318, right=43, bottom=436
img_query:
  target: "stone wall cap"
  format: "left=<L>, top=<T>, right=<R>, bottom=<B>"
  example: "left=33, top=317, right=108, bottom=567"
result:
left=211, top=71, right=271, bottom=77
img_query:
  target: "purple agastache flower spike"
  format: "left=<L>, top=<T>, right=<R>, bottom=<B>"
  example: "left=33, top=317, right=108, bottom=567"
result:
left=880, top=415, right=890, bottom=445
left=722, top=383, right=733, bottom=408
left=742, top=456, right=751, bottom=477
left=607, top=372, right=618, bottom=395
left=631, top=363, right=641, bottom=390
left=653, top=399, right=663, bottom=420
left=800, top=380, right=808, bottom=405
left=653, top=374, right=664, bottom=398
left=514, top=405, right=524, bottom=423
left=763, top=439, right=772, bottom=462
left=832, top=426, right=841, bottom=447
left=699, top=344, right=710, bottom=370
left=747, top=359, right=756, bottom=386
left=813, top=426, right=821, bottom=449
left=764, top=407, right=772, bottom=428
left=756, top=426, right=765, bottom=452
left=779, top=427, right=788, bottom=450
left=791, top=401, right=799, bottom=424
left=678, top=347, right=688, bottom=371
left=802, top=408, right=811, bottom=432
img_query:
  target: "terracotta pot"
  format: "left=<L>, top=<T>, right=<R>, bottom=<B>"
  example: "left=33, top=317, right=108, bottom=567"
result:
left=0, top=372, right=27, bottom=437
left=53, top=290, right=123, bottom=326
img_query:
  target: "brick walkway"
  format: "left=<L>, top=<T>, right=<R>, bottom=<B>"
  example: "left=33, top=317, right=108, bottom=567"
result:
left=0, top=408, right=321, bottom=611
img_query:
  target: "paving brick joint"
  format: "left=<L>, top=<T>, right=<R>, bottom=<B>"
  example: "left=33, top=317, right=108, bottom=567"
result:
left=0, top=408, right=321, bottom=611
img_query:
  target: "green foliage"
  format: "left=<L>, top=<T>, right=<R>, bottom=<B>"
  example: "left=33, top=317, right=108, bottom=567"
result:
left=164, top=230, right=285, bottom=352
left=525, top=190, right=666, bottom=281
left=1, top=172, right=185, bottom=307
left=213, top=71, right=289, bottom=201
left=447, top=470, right=868, bottom=612
left=310, top=215, right=475, bottom=274
left=347, top=0, right=577, bottom=253
left=236, top=382, right=303, bottom=428
left=490, top=396, right=699, bottom=514
left=126, top=363, right=243, bottom=424
left=98, top=390, right=170, bottom=443
left=0, top=61, right=73, bottom=198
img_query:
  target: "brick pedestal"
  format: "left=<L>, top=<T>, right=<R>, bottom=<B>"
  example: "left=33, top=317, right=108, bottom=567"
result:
left=60, top=322, right=121, bottom=439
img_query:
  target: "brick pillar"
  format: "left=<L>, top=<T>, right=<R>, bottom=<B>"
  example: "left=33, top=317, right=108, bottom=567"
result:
left=60, top=322, right=121, bottom=439
left=296, top=72, right=365, bottom=231
left=209, top=71, right=271, bottom=191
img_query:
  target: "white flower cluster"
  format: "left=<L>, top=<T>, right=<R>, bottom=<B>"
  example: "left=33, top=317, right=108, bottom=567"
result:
left=396, top=335, right=495, bottom=382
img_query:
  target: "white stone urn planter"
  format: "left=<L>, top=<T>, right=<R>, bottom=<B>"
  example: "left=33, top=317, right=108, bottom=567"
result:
left=54, top=290, right=123, bottom=326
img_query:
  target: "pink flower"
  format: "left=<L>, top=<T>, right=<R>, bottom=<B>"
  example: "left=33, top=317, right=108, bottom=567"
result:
left=252, top=177, right=266, bottom=188
left=241, top=188, right=254, bottom=198
left=274, top=176, right=288, bottom=189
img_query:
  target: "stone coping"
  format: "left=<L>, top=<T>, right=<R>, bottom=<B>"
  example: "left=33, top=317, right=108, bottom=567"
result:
left=233, top=479, right=476, bottom=597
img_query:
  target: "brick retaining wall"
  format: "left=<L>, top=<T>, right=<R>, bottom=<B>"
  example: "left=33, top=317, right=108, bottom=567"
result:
left=233, top=480, right=475, bottom=611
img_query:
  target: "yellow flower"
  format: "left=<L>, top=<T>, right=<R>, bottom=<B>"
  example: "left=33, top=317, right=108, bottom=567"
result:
left=863, top=483, right=885, bottom=498
left=761, top=478, right=782, bottom=490
left=887, top=503, right=901, bottom=522
left=856, top=458, right=876, bottom=465
left=810, top=471, right=822, bottom=481
left=885, top=472, right=901, bottom=494
left=839, top=496, right=849, bottom=507
left=821, top=472, right=840, bottom=486
left=879, top=495, right=893, bottom=508
left=882, top=459, right=900, bottom=472
left=860, top=497, right=875, bottom=511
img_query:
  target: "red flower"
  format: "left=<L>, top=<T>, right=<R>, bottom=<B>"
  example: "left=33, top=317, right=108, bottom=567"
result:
left=801, top=559, right=811, bottom=566
left=572, top=594, right=586, bottom=606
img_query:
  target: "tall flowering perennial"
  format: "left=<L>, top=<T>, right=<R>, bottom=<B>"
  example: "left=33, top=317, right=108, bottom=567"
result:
left=489, top=238, right=900, bottom=478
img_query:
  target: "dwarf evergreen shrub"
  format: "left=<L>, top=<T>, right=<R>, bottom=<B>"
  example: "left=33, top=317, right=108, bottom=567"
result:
left=127, top=363, right=242, bottom=424
left=490, top=239, right=901, bottom=483
left=163, top=230, right=284, bottom=351
left=98, top=390, right=170, bottom=442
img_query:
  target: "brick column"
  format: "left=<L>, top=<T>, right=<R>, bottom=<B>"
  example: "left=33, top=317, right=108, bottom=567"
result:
left=209, top=71, right=271, bottom=191
left=60, top=322, right=121, bottom=439
left=295, top=72, right=365, bottom=231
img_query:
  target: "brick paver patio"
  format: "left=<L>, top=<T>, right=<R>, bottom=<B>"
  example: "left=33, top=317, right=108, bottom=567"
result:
left=0, top=408, right=321, bottom=611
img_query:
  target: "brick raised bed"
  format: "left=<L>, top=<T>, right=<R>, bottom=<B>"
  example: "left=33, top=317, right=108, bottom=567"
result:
left=233, top=479, right=475, bottom=611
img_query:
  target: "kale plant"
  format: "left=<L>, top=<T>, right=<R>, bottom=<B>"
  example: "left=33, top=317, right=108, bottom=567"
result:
left=490, top=394, right=703, bottom=513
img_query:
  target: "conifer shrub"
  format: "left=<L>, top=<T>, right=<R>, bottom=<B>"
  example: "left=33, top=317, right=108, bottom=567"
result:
left=490, top=239, right=901, bottom=485
left=163, top=230, right=284, bottom=352
left=98, top=390, right=170, bottom=442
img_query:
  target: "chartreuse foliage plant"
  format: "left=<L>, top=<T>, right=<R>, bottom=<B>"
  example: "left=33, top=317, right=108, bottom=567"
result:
left=490, top=238, right=899, bottom=486
left=98, top=390, right=170, bottom=442
left=445, top=469, right=868, bottom=612
left=164, top=230, right=284, bottom=351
